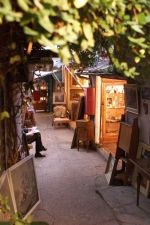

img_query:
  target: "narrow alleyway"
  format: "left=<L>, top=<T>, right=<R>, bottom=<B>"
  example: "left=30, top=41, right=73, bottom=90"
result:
left=31, top=113, right=150, bottom=225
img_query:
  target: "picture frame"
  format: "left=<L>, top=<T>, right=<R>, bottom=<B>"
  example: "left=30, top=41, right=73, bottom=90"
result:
left=70, top=89, right=84, bottom=101
left=105, top=153, right=116, bottom=185
left=118, top=122, right=132, bottom=153
left=8, top=155, right=40, bottom=219
left=132, top=142, right=150, bottom=197
left=141, top=87, right=150, bottom=100
left=54, top=81, right=65, bottom=92
left=124, top=84, right=139, bottom=114
left=71, top=76, right=89, bottom=89
left=0, top=171, right=14, bottom=221
left=53, top=92, right=66, bottom=104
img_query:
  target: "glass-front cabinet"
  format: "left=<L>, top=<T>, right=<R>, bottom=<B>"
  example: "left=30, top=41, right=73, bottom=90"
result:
left=101, top=78, right=126, bottom=144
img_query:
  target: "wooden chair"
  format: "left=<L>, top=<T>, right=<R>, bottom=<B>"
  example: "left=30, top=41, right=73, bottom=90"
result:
left=52, top=105, right=70, bottom=127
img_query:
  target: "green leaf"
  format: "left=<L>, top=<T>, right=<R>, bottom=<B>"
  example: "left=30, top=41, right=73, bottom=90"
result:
left=82, top=22, right=93, bottom=41
left=1, top=0, right=12, bottom=11
left=38, top=16, right=54, bottom=32
left=139, top=49, right=145, bottom=55
left=17, top=0, right=29, bottom=12
left=74, top=0, right=88, bottom=8
left=145, top=15, right=150, bottom=23
left=0, top=111, right=9, bottom=120
left=106, top=15, right=114, bottom=27
left=59, top=46, right=72, bottom=63
left=5, top=11, right=22, bottom=22
left=81, top=39, right=89, bottom=50
left=135, top=4, right=142, bottom=12
left=24, top=26, right=39, bottom=36
left=73, top=52, right=80, bottom=64
left=33, top=0, right=43, bottom=9
left=128, top=36, right=148, bottom=48
left=135, top=57, right=140, bottom=63
left=138, top=13, right=147, bottom=25
left=38, top=35, right=58, bottom=53
left=131, top=24, right=144, bottom=34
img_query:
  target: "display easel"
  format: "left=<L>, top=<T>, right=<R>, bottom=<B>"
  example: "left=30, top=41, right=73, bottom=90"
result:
left=105, top=117, right=139, bottom=185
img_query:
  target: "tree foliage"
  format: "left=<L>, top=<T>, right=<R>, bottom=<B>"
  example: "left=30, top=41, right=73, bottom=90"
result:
left=0, top=0, right=149, bottom=78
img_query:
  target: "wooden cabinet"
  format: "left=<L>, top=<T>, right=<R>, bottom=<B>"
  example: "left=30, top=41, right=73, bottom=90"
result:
left=33, top=89, right=48, bottom=111
left=76, top=119, right=95, bottom=150
left=101, top=78, right=126, bottom=144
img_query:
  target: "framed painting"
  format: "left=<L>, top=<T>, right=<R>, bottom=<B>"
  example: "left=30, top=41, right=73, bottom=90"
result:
left=70, top=89, right=84, bottom=101
left=8, top=155, right=40, bottom=219
left=53, top=92, right=66, bottom=104
left=105, top=153, right=116, bottom=185
left=132, top=142, right=150, bottom=197
left=124, top=84, right=139, bottom=114
left=71, top=76, right=89, bottom=89
left=0, top=171, right=14, bottom=221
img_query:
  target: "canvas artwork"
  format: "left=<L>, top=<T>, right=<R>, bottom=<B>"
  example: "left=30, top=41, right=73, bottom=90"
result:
left=124, top=84, right=139, bottom=114
left=8, top=155, right=40, bottom=219
left=105, top=153, right=116, bottom=185
left=132, top=142, right=150, bottom=197
left=141, top=87, right=150, bottom=100
left=0, top=171, right=14, bottom=221
left=53, top=92, right=66, bottom=104
left=71, top=76, right=89, bottom=88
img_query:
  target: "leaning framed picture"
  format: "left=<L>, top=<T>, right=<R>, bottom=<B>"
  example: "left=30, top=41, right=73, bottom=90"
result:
left=141, top=86, right=150, bottom=100
left=0, top=171, right=14, bottom=221
left=124, top=84, right=139, bottom=114
left=132, top=142, right=150, bottom=197
left=105, top=153, right=116, bottom=185
left=53, top=92, right=66, bottom=104
left=8, top=155, right=40, bottom=219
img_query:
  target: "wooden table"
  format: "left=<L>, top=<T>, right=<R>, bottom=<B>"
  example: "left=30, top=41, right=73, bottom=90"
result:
left=129, top=158, right=150, bottom=206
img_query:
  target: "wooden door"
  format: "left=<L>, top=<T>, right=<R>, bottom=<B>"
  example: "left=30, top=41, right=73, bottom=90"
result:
left=101, top=78, right=126, bottom=144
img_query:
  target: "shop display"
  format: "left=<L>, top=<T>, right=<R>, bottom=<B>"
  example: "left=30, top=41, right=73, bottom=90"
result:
left=101, top=79, right=126, bottom=144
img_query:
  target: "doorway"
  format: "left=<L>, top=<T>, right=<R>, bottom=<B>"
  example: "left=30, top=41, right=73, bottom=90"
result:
left=101, top=78, right=126, bottom=153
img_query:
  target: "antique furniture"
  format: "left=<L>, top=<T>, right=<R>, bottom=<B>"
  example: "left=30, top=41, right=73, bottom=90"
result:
left=76, top=119, right=95, bottom=151
left=106, top=117, right=139, bottom=185
left=33, top=81, right=48, bottom=111
left=52, top=105, right=70, bottom=127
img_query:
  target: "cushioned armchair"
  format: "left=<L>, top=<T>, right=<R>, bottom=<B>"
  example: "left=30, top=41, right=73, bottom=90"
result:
left=52, top=105, right=70, bottom=127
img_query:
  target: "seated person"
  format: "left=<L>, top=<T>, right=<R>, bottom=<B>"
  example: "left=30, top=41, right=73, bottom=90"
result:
left=23, top=126, right=47, bottom=158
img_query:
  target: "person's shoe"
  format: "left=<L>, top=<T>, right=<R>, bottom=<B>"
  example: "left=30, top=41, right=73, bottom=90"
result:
left=41, top=146, right=47, bottom=151
left=35, top=153, right=46, bottom=158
